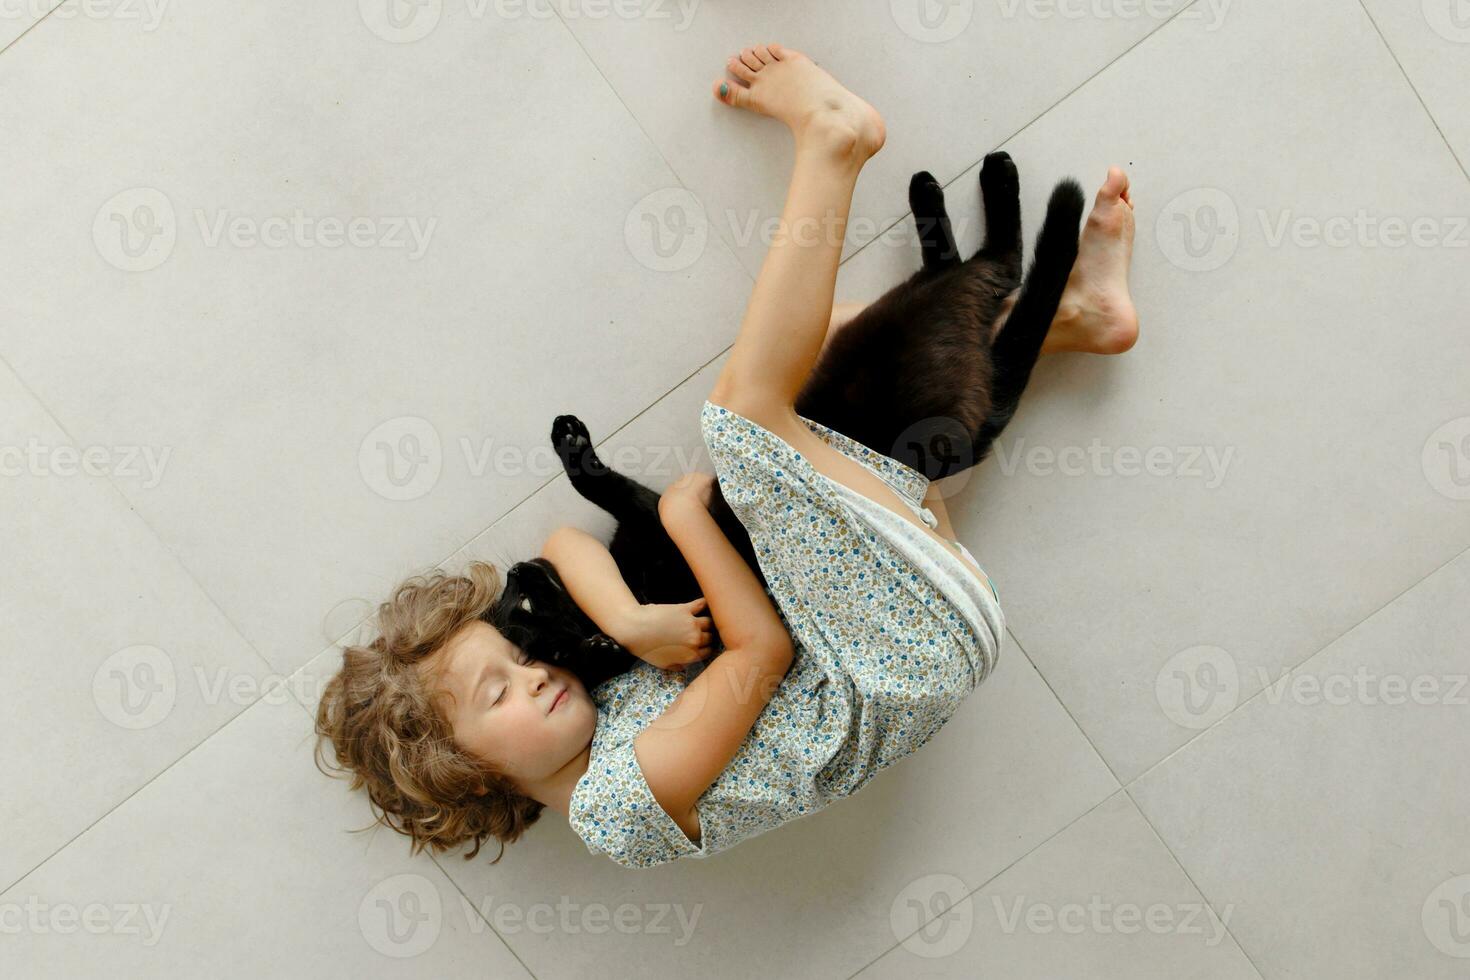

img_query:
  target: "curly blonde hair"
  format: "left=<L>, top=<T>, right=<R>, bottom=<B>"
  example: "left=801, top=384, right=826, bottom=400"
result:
left=313, top=561, right=541, bottom=863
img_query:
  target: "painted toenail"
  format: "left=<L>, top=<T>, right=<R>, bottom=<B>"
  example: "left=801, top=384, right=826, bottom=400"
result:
left=720, top=83, right=728, bottom=97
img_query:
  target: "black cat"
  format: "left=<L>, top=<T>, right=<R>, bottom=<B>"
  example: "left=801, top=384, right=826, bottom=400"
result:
left=492, top=152, right=1084, bottom=691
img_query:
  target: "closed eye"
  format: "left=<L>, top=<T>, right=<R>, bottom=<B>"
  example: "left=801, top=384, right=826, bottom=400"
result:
left=491, top=650, right=535, bottom=707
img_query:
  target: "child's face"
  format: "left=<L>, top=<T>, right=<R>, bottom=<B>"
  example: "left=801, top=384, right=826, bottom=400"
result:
left=424, top=620, right=595, bottom=793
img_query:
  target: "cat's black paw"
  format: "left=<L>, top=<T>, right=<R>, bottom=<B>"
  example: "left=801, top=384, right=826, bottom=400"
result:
left=552, top=414, right=603, bottom=479
left=551, top=414, right=592, bottom=453
left=908, top=170, right=945, bottom=217
left=584, top=634, right=625, bottom=657
left=980, top=151, right=1019, bottom=198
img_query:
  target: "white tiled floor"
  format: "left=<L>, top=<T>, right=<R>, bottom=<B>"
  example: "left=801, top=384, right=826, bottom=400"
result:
left=3, top=1, right=1466, bottom=977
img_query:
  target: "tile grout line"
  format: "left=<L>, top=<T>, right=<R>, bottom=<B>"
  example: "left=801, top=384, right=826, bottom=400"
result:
left=1123, top=538, right=1470, bottom=791
left=0, top=347, right=304, bottom=898
left=843, top=787, right=1132, bottom=980
left=1355, top=0, right=1470, bottom=185
left=837, top=0, right=1205, bottom=272
left=1119, top=781, right=1271, bottom=980
left=0, top=675, right=288, bottom=898
left=0, top=349, right=284, bottom=682
left=426, top=851, right=540, bottom=980
left=1112, top=539, right=1470, bottom=979
left=1001, top=627, right=1124, bottom=787
left=0, top=0, right=65, bottom=58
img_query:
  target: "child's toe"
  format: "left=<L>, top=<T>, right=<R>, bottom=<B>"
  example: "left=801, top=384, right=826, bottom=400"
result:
left=713, top=78, right=750, bottom=108
left=727, top=55, right=757, bottom=83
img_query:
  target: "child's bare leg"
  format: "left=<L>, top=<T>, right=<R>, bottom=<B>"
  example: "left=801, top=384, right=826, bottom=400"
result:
left=705, top=45, right=995, bottom=569
left=707, top=43, right=885, bottom=412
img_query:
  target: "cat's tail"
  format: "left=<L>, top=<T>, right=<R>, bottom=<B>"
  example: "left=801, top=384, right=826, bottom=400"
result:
left=972, top=178, right=1085, bottom=461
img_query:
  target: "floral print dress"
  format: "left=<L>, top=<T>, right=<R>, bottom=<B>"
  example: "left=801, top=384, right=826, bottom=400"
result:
left=567, top=400, right=1005, bottom=869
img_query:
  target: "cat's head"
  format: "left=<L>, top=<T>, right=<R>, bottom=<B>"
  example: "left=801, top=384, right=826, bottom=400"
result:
left=486, top=558, right=632, bottom=690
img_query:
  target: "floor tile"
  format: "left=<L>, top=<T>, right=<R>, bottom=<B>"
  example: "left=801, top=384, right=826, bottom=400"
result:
left=556, top=0, right=1195, bottom=275
left=854, top=792, right=1263, bottom=979
left=1131, top=548, right=1470, bottom=979
left=0, top=1, right=750, bottom=676
left=863, top=0, right=1470, bottom=780
left=0, top=361, right=270, bottom=892
left=0, top=693, right=532, bottom=978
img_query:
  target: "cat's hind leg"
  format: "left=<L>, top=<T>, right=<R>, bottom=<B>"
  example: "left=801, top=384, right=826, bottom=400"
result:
left=909, top=170, right=960, bottom=272
left=971, top=178, right=1085, bottom=461
left=973, top=151, right=1022, bottom=273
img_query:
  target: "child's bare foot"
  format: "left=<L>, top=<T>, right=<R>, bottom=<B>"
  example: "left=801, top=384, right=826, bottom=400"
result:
left=713, top=44, right=886, bottom=162
left=1042, top=167, right=1139, bottom=355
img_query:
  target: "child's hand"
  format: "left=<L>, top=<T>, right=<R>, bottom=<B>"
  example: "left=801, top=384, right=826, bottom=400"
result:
left=619, top=597, right=716, bottom=670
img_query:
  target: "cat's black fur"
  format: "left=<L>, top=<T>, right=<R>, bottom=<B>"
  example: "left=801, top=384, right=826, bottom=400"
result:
left=491, top=153, right=1085, bottom=692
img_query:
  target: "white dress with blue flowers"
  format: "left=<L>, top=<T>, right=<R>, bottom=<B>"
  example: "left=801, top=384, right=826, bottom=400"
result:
left=567, top=399, right=1005, bottom=869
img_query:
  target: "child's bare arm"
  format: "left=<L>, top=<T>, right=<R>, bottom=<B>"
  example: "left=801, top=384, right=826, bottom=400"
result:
left=539, top=526, right=641, bottom=638
left=634, top=479, right=796, bottom=842
left=539, top=527, right=713, bottom=667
